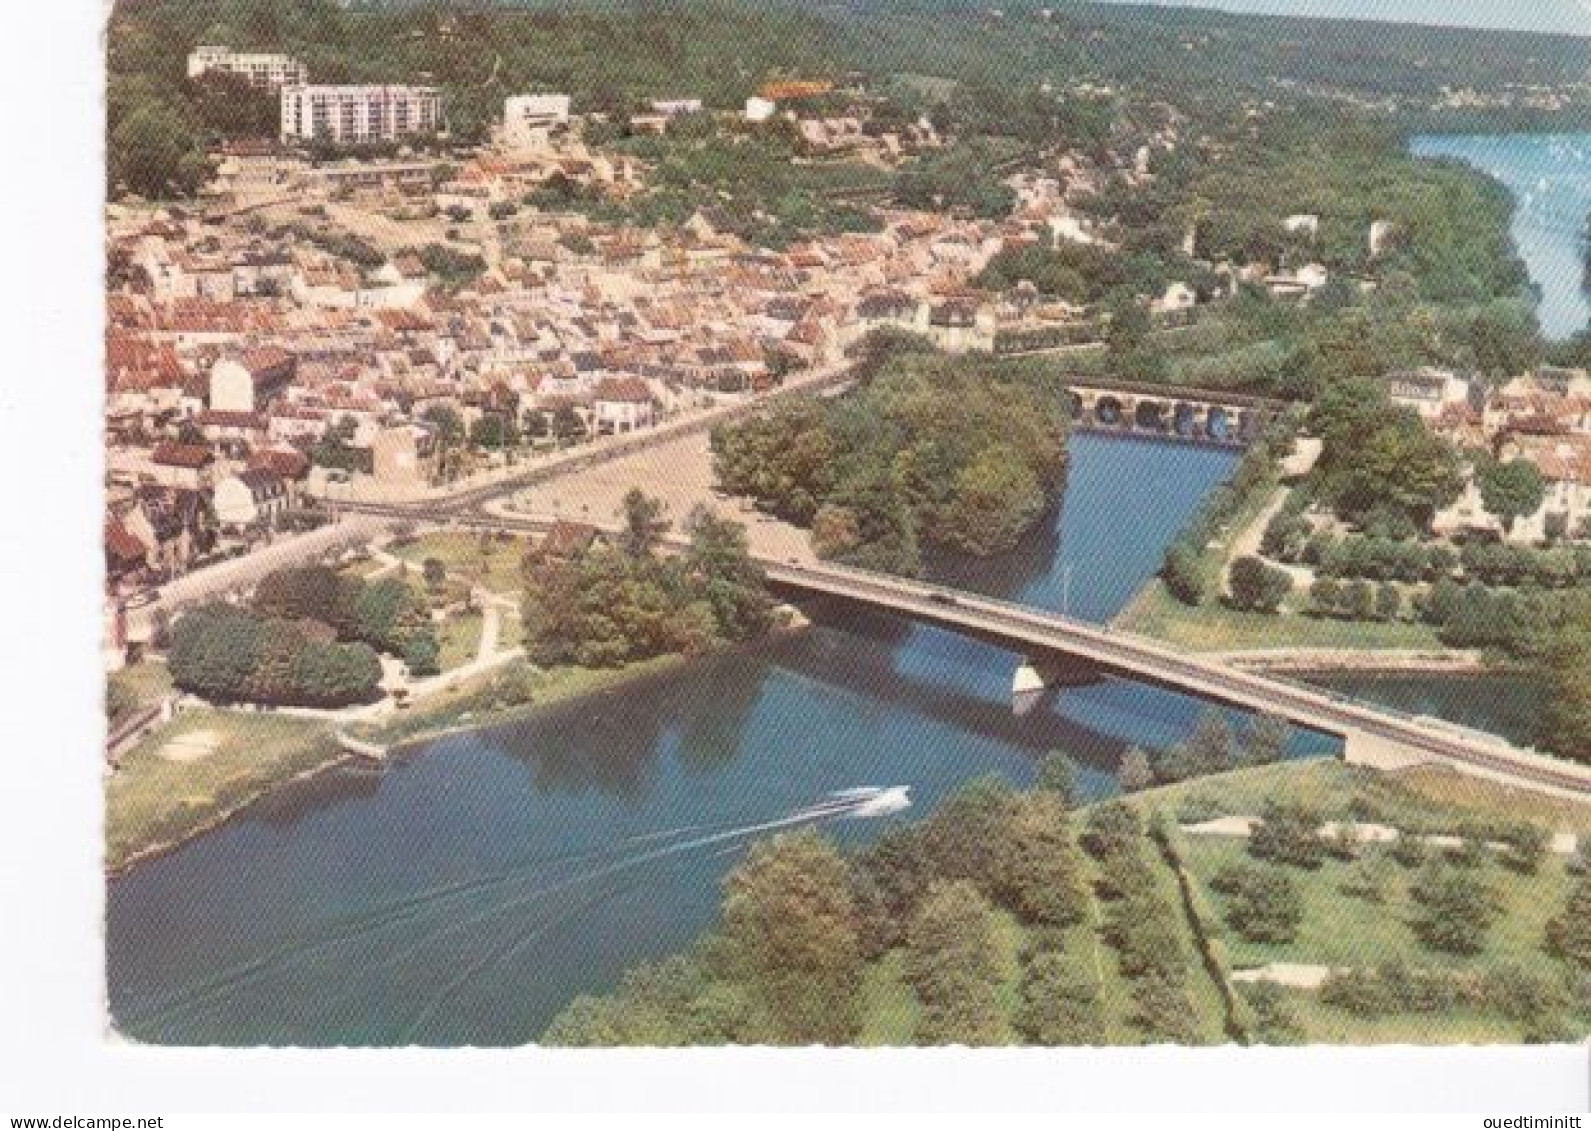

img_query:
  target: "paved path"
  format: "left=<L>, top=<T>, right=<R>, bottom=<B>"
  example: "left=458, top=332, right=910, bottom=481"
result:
left=1230, top=963, right=1333, bottom=990
left=129, top=515, right=392, bottom=634
left=1181, top=817, right=1580, bottom=855
left=1223, top=487, right=1294, bottom=596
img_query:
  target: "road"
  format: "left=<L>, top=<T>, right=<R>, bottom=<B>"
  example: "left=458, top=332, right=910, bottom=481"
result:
left=759, top=558, right=1591, bottom=799
left=131, top=514, right=393, bottom=634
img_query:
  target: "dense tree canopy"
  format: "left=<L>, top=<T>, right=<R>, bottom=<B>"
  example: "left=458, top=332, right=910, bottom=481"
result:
left=712, top=348, right=1068, bottom=572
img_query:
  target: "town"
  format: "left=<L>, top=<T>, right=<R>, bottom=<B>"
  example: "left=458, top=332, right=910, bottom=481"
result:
left=97, top=0, right=1591, bottom=1054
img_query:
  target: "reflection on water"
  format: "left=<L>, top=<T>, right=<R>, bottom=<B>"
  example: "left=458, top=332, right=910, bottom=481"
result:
left=1309, top=671, right=1549, bottom=751
left=109, top=433, right=1349, bottom=1046
left=1412, top=133, right=1591, bottom=340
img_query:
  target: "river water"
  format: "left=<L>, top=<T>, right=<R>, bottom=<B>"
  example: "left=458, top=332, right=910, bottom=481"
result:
left=1411, top=132, right=1591, bottom=340
left=105, top=431, right=1538, bottom=1045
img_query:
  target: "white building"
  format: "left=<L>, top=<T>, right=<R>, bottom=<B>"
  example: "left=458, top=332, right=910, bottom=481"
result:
left=504, top=94, right=572, bottom=150
left=188, top=46, right=307, bottom=89
left=1386, top=367, right=1473, bottom=422
left=744, top=97, right=778, bottom=123
left=1369, top=219, right=1397, bottom=257
left=214, top=470, right=289, bottom=531
left=280, top=85, right=442, bottom=145
left=650, top=98, right=703, bottom=118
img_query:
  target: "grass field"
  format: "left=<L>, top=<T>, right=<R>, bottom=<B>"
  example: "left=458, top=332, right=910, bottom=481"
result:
left=1178, top=835, right=1574, bottom=976
left=1121, top=760, right=1590, bottom=1043
left=1117, top=580, right=1445, bottom=652
left=106, top=708, right=342, bottom=872
left=435, top=610, right=484, bottom=671
left=1134, top=759, right=1591, bottom=837
left=356, top=654, right=689, bottom=749
left=389, top=531, right=533, bottom=596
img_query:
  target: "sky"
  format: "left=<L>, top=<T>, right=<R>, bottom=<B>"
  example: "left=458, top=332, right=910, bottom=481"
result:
left=1088, top=0, right=1591, bottom=36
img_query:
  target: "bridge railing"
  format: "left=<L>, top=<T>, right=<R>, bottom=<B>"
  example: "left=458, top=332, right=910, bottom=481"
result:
left=764, top=559, right=1479, bottom=735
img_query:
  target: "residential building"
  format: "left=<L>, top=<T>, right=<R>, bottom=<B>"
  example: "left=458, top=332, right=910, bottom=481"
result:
left=214, top=469, right=290, bottom=531
left=188, top=46, right=307, bottom=89
left=281, top=85, right=442, bottom=145
left=208, top=348, right=296, bottom=414
left=1386, top=367, right=1474, bottom=422
left=504, top=94, right=572, bottom=150
left=149, top=442, right=216, bottom=492
left=592, top=376, right=656, bottom=434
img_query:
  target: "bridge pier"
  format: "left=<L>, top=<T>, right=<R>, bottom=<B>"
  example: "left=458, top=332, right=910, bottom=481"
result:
left=1012, top=655, right=1106, bottom=715
left=1012, top=659, right=1052, bottom=716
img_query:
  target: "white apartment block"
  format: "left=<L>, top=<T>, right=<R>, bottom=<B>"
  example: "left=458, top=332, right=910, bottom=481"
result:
left=281, top=85, right=442, bottom=145
left=503, top=94, right=572, bottom=150
left=188, top=46, right=308, bottom=89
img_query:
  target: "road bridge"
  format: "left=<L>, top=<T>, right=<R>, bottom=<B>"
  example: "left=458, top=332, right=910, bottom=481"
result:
left=759, top=559, right=1591, bottom=800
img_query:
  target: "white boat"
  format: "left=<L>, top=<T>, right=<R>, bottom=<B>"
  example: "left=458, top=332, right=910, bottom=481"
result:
left=844, top=785, right=912, bottom=818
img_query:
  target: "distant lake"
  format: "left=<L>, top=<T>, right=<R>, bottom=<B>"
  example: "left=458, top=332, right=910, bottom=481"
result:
left=1411, top=132, right=1591, bottom=340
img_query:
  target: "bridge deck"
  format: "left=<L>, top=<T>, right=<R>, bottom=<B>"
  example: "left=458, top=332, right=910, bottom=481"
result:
left=762, top=561, right=1591, bottom=799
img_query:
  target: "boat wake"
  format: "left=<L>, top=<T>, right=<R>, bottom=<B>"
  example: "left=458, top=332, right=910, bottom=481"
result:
left=118, top=785, right=913, bottom=1037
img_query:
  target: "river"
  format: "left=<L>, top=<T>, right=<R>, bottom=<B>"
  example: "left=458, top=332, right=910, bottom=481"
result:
left=105, top=431, right=1536, bottom=1045
left=1411, top=132, right=1591, bottom=340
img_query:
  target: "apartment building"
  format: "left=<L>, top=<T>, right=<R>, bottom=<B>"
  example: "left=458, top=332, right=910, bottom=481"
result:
left=280, top=85, right=442, bottom=145
left=187, top=46, right=308, bottom=89
left=503, top=93, right=572, bottom=150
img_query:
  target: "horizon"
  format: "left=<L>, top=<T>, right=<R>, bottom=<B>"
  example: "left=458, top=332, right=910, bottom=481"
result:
left=1087, top=0, right=1591, bottom=37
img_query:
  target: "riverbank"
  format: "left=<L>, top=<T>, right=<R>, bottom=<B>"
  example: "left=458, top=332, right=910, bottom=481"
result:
left=106, top=709, right=348, bottom=875
left=105, top=651, right=704, bottom=876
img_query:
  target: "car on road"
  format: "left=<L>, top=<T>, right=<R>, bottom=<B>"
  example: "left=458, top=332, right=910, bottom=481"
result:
left=123, top=588, right=160, bottom=609
left=927, top=592, right=958, bottom=606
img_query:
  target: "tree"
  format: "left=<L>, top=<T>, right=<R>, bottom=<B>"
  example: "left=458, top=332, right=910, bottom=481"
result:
left=1410, top=864, right=1498, bottom=956
left=1546, top=872, right=1591, bottom=969
left=422, top=557, right=447, bottom=592
left=1470, top=304, right=1542, bottom=377
left=903, top=880, right=1010, bottom=1046
left=1374, top=581, right=1402, bottom=622
left=718, top=831, right=864, bottom=1044
left=470, top=413, right=518, bottom=450
left=939, top=445, right=1047, bottom=556
left=996, top=791, right=1087, bottom=927
left=1244, top=714, right=1291, bottom=765
left=1213, top=863, right=1303, bottom=943
left=551, top=405, right=587, bottom=446
left=1541, top=598, right=1591, bottom=764
left=404, top=631, right=441, bottom=678
left=1185, top=708, right=1236, bottom=777
left=1036, top=751, right=1078, bottom=806
left=1014, top=953, right=1104, bottom=1045
left=619, top=488, right=670, bottom=559
left=1249, top=802, right=1326, bottom=869
left=682, top=507, right=774, bottom=641
left=109, top=100, right=207, bottom=200
left=1118, top=746, right=1155, bottom=792
left=1478, top=458, right=1546, bottom=534
left=1161, top=540, right=1205, bottom=605
left=1227, top=555, right=1291, bottom=613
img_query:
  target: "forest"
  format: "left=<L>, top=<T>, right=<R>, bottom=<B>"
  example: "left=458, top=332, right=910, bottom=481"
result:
left=711, top=340, right=1070, bottom=573
left=107, top=0, right=1591, bottom=199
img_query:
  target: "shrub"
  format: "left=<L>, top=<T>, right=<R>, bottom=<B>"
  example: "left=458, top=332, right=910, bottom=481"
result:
left=1227, top=555, right=1291, bottom=613
left=1410, top=864, right=1498, bottom=956
left=1248, top=802, right=1326, bottom=869
left=1214, top=863, right=1303, bottom=944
